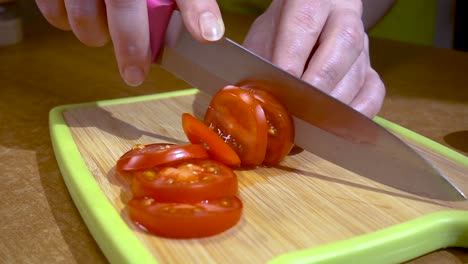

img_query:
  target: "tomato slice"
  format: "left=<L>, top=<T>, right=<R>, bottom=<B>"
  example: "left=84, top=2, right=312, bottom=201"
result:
left=131, top=159, right=238, bottom=203
left=116, top=143, right=209, bottom=172
left=182, top=113, right=241, bottom=167
left=240, top=83, right=295, bottom=165
left=128, top=196, right=243, bottom=238
left=204, top=86, right=268, bottom=166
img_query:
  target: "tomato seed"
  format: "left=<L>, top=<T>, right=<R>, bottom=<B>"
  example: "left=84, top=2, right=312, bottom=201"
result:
left=268, top=126, right=277, bottom=136
left=202, top=142, right=210, bottom=150
left=141, top=198, right=154, bottom=206
left=160, top=167, right=178, bottom=177
left=219, top=198, right=231, bottom=207
left=193, top=206, right=205, bottom=212
left=142, top=170, right=157, bottom=180
left=168, top=207, right=195, bottom=215
left=206, top=166, right=219, bottom=174
left=160, top=206, right=170, bottom=212
left=166, top=178, right=175, bottom=184
left=201, top=176, right=214, bottom=182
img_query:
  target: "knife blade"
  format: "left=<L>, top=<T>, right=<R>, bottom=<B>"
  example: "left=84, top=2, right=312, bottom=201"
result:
left=147, top=5, right=465, bottom=201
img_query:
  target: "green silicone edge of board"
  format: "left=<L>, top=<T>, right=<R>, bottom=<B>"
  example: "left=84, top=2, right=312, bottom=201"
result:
left=48, top=90, right=198, bottom=264
left=269, top=210, right=468, bottom=264
left=373, top=116, right=467, bottom=167
left=49, top=88, right=468, bottom=264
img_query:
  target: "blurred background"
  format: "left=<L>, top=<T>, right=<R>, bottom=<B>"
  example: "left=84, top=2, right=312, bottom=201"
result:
left=0, top=0, right=467, bottom=50
left=216, top=0, right=468, bottom=51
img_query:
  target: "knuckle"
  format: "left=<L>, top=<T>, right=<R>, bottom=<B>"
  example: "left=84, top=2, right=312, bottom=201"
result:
left=291, top=7, right=322, bottom=39
left=281, top=43, right=308, bottom=74
left=309, top=63, right=340, bottom=91
left=339, top=21, right=364, bottom=52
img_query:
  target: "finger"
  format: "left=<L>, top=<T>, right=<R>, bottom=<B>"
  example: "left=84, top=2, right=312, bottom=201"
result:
left=104, top=0, right=150, bottom=87
left=329, top=51, right=367, bottom=104
left=242, top=0, right=283, bottom=60
left=271, top=0, right=331, bottom=77
left=350, top=69, right=386, bottom=118
left=330, top=35, right=370, bottom=104
left=302, top=7, right=365, bottom=93
left=35, top=0, right=71, bottom=30
left=176, top=0, right=224, bottom=42
left=64, top=0, right=109, bottom=47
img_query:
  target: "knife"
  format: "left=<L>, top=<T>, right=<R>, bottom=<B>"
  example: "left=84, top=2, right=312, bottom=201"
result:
left=146, top=0, right=465, bottom=201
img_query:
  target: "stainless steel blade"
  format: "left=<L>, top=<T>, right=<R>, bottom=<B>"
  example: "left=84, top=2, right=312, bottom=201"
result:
left=157, top=11, right=465, bottom=201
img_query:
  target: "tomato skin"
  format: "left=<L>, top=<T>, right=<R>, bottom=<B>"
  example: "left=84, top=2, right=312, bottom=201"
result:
left=131, top=159, right=238, bottom=203
left=242, top=85, right=295, bottom=165
left=204, top=86, right=268, bottom=167
left=182, top=113, right=241, bottom=167
left=118, top=143, right=175, bottom=160
left=128, top=196, right=243, bottom=238
left=116, top=144, right=209, bottom=172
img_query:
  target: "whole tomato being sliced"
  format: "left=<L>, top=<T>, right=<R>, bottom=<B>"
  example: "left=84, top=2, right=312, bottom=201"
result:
left=128, top=196, right=243, bottom=238
left=131, top=159, right=238, bottom=203
left=240, top=83, right=295, bottom=165
left=204, top=86, right=268, bottom=167
left=182, top=113, right=241, bottom=167
left=116, top=143, right=209, bottom=172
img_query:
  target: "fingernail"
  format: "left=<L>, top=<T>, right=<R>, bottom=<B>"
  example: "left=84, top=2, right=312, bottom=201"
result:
left=199, top=12, right=224, bottom=41
left=123, top=66, right=144, bottom=87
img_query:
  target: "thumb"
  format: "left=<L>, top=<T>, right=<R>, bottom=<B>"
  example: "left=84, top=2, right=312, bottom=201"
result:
left=175, top=0, right=225, bottom=42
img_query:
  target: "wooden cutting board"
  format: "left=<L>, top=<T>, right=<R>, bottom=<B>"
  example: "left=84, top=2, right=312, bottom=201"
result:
left=49, top=89, right=468, bottom=264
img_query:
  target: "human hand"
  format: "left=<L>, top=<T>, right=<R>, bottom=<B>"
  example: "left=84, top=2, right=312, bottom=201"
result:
left=242, top=0, right=386, bottom=117
left=35, top=0, right=225, bottom=87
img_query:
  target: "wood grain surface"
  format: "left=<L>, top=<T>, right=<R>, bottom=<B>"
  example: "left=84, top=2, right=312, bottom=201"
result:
left=0, top=1, right=467, bottom=263
left=62, top=92, right=468, bottom=264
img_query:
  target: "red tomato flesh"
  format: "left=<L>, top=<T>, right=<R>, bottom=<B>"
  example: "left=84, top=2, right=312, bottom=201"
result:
left=131, top=159, right=238, bottom=203
left=128, top=196, right=243, bottom=238
left=204, top=86, right=268, bottom=166
left=243, top=85, right=295, bottom=165
left=116, top=143, right=209, bottom=172
left=182, top=113, right=241, bottom=167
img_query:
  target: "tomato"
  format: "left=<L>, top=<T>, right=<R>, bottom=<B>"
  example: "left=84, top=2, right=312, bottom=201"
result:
left=182, top=113, right=241, bottom=167
left=204, top=86, right=268, bottom=166
left=116, top=143, right=209, bottom=172
left=240, top=83, right=295, bottom=165
left=131, top=159, right=238, bottom=203
left=128, top=196, right=243, bottom=238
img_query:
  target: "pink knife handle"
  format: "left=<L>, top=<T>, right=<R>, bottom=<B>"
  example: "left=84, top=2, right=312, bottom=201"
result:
left=147, top=0, right=175, bottom=63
